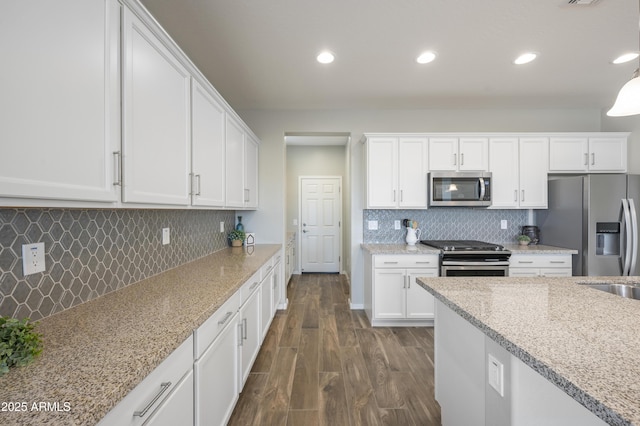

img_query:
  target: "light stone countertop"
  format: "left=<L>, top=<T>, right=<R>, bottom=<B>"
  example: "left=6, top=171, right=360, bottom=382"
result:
left=361, top=243, right=441, bottom=255
left=417, top=275, right=640, bottom=426
left=0, top=244, right=280, bottom=426
left=503, top=243, right=578, bottom=254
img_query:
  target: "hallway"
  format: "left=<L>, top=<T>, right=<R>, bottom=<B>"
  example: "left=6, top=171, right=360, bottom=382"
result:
left=228, top=273, right=441, bottom=425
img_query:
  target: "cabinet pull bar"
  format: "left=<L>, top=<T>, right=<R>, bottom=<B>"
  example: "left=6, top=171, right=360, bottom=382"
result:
left=514, top=190, right=518, bottom=202
left=584, top=153, right=588, bottom=165
left=415, top=261, right=431, bottom=264
left=549, top=261, right=566, bottom=264
left=218, top=311, right=234, bottom=325
left=238, top=323, right=243, bottom=346
left=244, top=188, right=250, bottom=202
left=113, top=151, right=122, bottom=186
left=383, top=261, right=399, bottom=264
left=195, top=174, right=201, bottom=196
left=461, top=153, right=464, bottom=166
left=400, top=189, right=403, bottom=202
left=521, top=190, right=525, bottom=202
left=453, top=153, right=457, bottom=166
left=243, top=318, right=248, bottom=340
left=133, top=382, right=171, bottom=417
left=591, top=153, right=595, bottom=165
left=518, top=261, right=534, bottom=264
left=250, top=281, right=259, bottom=291
left=393, top=190, right=396, bottom=202
left=403, top=275, right=406, bottom=289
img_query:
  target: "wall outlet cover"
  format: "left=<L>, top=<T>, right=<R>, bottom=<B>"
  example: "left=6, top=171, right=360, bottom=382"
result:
left=368, top=220, right=379, bottom=230
left=162, top=228, right=170, bottom=245
left=220, top=221, right=225, bottom=233
left=394, top=220, right=401, bottom=230
left=488, top=354, right=504, bottom=397
left=500, top=220, right=508, bottom=230
left=22, top=242, right=45, bottom=276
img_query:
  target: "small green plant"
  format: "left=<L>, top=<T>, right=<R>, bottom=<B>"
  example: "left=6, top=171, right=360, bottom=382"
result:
left=0, top=317, right=42, bottom=376
left=228, top=229, right=246, bottom=241
left=517, top=234, right=531, bottom=243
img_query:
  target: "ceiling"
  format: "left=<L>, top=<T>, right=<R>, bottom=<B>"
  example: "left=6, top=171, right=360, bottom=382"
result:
left=140, top=0, right=638, bottom=111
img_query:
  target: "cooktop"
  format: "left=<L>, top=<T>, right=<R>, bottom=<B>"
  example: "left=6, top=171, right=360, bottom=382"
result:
left=420, top=240, right=507, bottom=252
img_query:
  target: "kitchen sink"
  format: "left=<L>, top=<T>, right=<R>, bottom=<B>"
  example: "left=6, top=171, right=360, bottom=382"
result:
left=578, top=282, right=640, bottom=300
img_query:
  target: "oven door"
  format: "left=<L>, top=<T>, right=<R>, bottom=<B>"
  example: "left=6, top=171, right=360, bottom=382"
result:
left=441, top=261, right=509, bottom=277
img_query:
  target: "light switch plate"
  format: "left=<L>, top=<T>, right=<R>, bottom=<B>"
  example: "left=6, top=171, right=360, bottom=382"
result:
left=220, top=221, right=225, bottom=233
left=22, top=242, right=45, bottom=275
left=500, top=220, right=508, bottom=230
left=162, top=228, right=170, bottom=245
left=488, top=354, right=504, bottom=397
left=394, top=220, right=401, bottom=230
left=368, top=220, right=379, bottom=230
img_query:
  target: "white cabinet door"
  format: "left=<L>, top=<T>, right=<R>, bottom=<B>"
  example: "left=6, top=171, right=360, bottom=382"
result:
left=459, top=137, right=488, bottom=171
left=195, top=311, right=239, bottom=426
left=366, top=137, right=398, bottom=208
left=260, top=268, right=274, bottom=340
left=373, top=270, right=405, bottom=319
left=122, top=8, right=191, bottom=205
left=519, top=137, right=548, bottom=209
left=191, top=79, right=225, bottom=207
left=588, top=137, right=627, bottom=172
left=549, top=137, right=588, bottom=172
left=398, top=137, right=429, bottom=208
left=429, top=138, right=458, bottom=171
left=239, top=288, right=261, bottom=387
left=144, top=370, right=194, bottom=426
left=272, top=260, right=282, bottom=312
left=225, top=116, right=245, bottom=207
left=0, top=0, right=120, bottom=203
left=406, top=270, right=437, bottom=319
left=244, top=135, right=259, bottom=209
left=489, top=138, right=519, bottom=208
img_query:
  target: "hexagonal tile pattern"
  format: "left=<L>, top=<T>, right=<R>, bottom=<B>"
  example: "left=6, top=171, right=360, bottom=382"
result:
left=363, top=208, right=528, bottom=244
left=0, top=208, right=237, bottom=320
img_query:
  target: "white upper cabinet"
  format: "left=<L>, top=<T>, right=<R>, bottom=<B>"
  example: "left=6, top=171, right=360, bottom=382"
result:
left=0, top=0, right=121, bottom=204
left=549, top=135, right=627, bottom=173
left=429, top=137, right=488, bottom=171
left=365, top=136, right=428, bottom=209
left=244, top=135, right=259, bottom=209
left=122, top=7, right=191, bottom=205
left=489, top=137, right=547, bottom=209
left=191, top=80, right=225, bottom=207
left=225, top=116, right=245, bottom=208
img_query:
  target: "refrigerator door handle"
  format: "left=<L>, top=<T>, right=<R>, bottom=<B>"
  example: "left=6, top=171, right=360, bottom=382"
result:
left=629, top=198, right=638, bottom=275
left=622, top=199, right=632, bottom=276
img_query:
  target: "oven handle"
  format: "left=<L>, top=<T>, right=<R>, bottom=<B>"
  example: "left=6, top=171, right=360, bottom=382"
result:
left=442, top=261, right=510, bottom=266
left=479, top=178, right=486, bottom=201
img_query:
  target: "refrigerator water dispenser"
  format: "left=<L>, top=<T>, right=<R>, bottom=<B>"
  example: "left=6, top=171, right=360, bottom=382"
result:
left=596, top=222, right=620, bottom=256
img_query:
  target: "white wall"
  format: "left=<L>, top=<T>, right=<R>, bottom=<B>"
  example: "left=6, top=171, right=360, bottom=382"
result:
left=239, top=107, right=603, bottom=307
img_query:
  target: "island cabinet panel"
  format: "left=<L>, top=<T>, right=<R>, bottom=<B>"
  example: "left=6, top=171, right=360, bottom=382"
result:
left=122, top=7, right=191, bottom=205
left=365, top=253, right=438, bottom=326
left=509, top=254, right=572, bottom=277
left=434, top=300, right=607, bottom=426
left=98, top=336, right=194, bottom=426
left=0, top=0, right=121, bottom=203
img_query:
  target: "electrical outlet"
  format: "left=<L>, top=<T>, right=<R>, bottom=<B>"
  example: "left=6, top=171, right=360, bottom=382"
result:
left=394, top=220, right=401, bottom=230
left=22, top=242, right=45, bottom=275
left=368, top=220, right=379, bottom=230
left=220, top=221, right=225, bottom=232
left=488, top=354, right=504, bottom=397
left=162, top=228, right=170, bottom=245
left=500, top=220, right=508, bottom=230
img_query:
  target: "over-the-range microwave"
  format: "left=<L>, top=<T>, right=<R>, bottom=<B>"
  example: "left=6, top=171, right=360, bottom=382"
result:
left=429, top=171, right=492, bottom=207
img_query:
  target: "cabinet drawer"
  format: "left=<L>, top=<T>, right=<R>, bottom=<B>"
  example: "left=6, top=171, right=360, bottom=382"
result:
left=98, top=335, right=193, bottom=426
left=374, top=255, right=439, bottom=269
left=260, top=256, right=274, bottom=280
left=240, top=271, right=261, bottom=304
left=510, top=255, right=571, bottom=268
left=195, top=291, right=241, bottom=359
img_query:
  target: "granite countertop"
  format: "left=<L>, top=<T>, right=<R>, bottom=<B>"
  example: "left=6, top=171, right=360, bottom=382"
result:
left=0, top=244, right=280, bottom=426
left=503, top=243, right=578, bottom=254
left=361, top=243, right=441, bottom=255
left=417, top=275, right=640, bottom=426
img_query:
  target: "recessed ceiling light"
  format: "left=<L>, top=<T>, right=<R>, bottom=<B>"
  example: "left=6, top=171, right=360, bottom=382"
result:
left=612, top=52, right=640, bottom=64
left=416, top=51, right=437, bottom=64
left=514, top=52, right=538, bottom=65
left=317, top=51, right=335, bottom=64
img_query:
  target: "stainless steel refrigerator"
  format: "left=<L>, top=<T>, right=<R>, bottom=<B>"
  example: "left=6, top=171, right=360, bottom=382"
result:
left=538, top=174, right=640, bottom=276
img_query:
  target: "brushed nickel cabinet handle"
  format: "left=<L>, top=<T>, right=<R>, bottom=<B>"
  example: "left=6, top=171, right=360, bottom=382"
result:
left=218, top=311, right=233, bottom=326
left=113, top=151, right=122, bottom=186
left=133, top=382, right=171, bottom=417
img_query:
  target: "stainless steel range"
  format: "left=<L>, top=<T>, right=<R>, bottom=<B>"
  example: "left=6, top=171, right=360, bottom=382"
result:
left=420, top=240, right=511, bottom=277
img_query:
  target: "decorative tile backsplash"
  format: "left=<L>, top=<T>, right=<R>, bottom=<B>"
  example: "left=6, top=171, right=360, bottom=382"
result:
left=0, top=209, right=236, bottom=320
left=363, top=209, right=530, bottom=244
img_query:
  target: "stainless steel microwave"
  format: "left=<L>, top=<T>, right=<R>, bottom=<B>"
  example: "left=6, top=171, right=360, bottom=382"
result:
left=429, top=172, right=492, bottom=207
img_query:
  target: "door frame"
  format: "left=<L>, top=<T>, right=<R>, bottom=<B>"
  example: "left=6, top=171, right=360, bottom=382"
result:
left=298, top=175, right=343, bottom=274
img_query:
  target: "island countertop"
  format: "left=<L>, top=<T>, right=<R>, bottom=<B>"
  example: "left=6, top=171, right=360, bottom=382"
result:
left=417, top=275, right=640, bottom=426
left=0, top=244, right=280, bottom=426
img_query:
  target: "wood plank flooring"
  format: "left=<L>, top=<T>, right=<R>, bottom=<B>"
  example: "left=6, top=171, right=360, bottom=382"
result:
left=228, top=273, right=441, bottom=426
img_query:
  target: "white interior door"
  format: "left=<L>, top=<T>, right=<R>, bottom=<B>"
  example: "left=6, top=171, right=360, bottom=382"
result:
left=300, top=177, right=341, bottom=273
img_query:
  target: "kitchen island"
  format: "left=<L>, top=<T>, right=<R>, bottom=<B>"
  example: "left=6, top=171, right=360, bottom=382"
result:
left=0, top=244, right=280, bottom=426
left=417, top=275, right=640, bottom=426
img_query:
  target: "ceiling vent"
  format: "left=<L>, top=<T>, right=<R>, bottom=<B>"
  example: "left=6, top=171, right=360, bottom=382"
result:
left=566, top=0, right=601, bottom=5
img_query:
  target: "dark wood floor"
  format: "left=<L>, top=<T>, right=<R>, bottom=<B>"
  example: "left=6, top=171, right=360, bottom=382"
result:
left=228, top=273, right=441, bottom=426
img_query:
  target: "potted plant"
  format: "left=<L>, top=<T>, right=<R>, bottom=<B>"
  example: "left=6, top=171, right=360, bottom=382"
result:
left=517, top=234, right=531, bottom=246
left=228, top=229, right=246, bottom=247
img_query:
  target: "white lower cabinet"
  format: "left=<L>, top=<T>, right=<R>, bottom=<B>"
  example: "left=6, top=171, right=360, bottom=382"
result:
left=509, top=254, right=572, bottom=277
left=365, top=253, right=439, bottom=327
left=260, top=266, right=275, bottom=340
left=239, top=276, right=262, bottom=387
left=98, top=336, right=194, bottom=426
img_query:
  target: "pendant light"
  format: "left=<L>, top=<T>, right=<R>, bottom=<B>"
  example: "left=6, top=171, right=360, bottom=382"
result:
left=607, top=8, right=640, bottom=116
